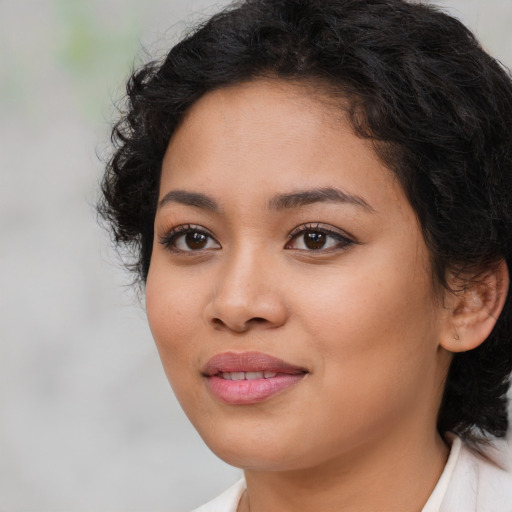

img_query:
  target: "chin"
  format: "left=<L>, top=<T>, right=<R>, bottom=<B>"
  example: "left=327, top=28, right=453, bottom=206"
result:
left=208, top=442, right=308, bottom=472
left=192, top=417, right=330, bottom=472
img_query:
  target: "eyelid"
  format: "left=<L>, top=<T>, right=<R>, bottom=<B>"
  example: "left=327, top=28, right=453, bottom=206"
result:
left=285, top=223, right=357, bottom=250
left=159, top=224, right=221, bottom=252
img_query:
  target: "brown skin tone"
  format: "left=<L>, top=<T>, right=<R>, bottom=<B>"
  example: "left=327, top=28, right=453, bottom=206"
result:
left=145, top=80, right=506, bottom=512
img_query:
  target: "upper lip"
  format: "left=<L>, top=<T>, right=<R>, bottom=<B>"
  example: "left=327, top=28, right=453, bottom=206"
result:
left=202, top=351, right=308, bottom=376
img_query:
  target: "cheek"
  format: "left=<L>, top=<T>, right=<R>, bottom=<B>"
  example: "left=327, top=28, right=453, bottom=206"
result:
left=145, top=267, right=210, bottom=415
left=289, top=264, right=441, bottom=456
left=145, top=260, right=203, bottom=369
left=299, top=243, right=440, bottom=380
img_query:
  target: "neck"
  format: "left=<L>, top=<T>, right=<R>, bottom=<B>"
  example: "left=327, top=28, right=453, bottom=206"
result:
left=238, top=427, right=449, bottom=512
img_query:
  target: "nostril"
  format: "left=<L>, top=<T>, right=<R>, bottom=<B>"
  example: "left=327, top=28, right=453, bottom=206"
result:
left=211, top=318, right=225, bottom=327
left=210, top=315, right=249, bottom=333
left=250, top=317, right=267, bottom=324
left=209, top=316, right=268, bottom=332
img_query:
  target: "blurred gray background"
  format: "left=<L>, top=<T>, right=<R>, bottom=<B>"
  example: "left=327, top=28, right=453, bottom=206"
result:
left=1, top=1, right=511, bottom=510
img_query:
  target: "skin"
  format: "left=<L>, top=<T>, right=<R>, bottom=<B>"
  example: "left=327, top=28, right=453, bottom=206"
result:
left=146, top=80, right=457, bottom=512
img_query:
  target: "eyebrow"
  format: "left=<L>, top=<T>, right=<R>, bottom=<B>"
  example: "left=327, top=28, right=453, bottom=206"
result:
left=158, top=190, right=219, bottom=211
left=158, top=186, right=375, bottom=213
left=268, top=187, right=375, bottom=212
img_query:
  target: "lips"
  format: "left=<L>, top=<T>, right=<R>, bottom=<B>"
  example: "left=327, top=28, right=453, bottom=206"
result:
left=203, top=351, right=308, bottom=405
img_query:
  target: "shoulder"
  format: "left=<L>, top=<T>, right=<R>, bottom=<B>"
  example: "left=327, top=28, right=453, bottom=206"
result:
left=433, top=435, right=512, bottom=512
left=453, top=436, right=512, bottom=509
left=191, top=478, right=246, bottom=512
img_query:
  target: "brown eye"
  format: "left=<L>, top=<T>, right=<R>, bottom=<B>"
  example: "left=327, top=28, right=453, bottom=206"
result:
left=287, top=225, right=354, bottom=252
left=303, top=232, right=327, bottom=250
left=160, top=225, right=221, bottom=252
left=185, top=232, right=208, bottom=250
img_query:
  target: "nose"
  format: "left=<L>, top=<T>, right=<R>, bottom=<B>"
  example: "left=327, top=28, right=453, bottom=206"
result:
left=204, top=248, right=288, bottom=333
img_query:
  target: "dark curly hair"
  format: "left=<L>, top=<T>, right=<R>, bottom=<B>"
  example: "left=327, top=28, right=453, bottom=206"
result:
left=99, top=0, right=512, bottom=441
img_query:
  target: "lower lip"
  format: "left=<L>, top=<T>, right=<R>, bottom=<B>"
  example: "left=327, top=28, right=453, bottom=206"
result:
left=206, top=373, right=306, bottom=405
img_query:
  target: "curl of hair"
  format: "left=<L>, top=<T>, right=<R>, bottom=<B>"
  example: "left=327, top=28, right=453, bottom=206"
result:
left=98, top=0, right=512, bottom=441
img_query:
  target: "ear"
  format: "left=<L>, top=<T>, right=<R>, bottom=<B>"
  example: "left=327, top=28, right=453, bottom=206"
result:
left=440, top=260, right=509, bottom=353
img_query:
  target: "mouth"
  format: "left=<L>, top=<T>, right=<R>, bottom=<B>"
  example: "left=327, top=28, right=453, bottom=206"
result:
left=217, top=370, right=281, bottom=380
left=202, top=351, right=308, bottom=405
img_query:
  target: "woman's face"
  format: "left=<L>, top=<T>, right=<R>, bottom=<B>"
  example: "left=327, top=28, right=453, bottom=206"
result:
left=146, top=80, right=452, bottom=471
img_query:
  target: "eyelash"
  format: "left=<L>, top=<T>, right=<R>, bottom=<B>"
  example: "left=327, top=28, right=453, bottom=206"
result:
left=286, top=223, right=356, bottom=252
left=159, top=223, right=356, bottom=254
left=159, top=224, right=219, bottom=253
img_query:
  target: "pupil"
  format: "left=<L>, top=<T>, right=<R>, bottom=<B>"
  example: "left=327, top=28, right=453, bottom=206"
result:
left=305, top=232, right=326, bottom=250
left=186, top=232, right=207, bottom=249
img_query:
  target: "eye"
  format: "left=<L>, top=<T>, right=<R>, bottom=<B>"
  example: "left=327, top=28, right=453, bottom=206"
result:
left=159, top=225, right=221, bottom=252
left=286, top=224, right=355, bottom=251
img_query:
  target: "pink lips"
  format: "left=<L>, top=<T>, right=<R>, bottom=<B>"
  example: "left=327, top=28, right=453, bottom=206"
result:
left=203, top=351, right=307, bottom=405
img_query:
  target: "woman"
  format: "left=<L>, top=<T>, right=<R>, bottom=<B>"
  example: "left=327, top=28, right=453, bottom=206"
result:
left=99, top=0, right=512, bottom=510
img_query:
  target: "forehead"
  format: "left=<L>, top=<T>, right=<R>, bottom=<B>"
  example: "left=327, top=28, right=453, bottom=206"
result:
left=160, top=79, right=406, bottom=215
left=167, top=80, right=344, bottom=163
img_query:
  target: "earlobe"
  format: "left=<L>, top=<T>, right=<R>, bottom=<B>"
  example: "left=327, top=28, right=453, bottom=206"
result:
left=440, top=260, right=509, bottom=353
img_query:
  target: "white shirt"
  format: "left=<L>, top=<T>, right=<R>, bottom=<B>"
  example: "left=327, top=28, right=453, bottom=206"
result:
left=192, top=436, right=512, bottom=512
